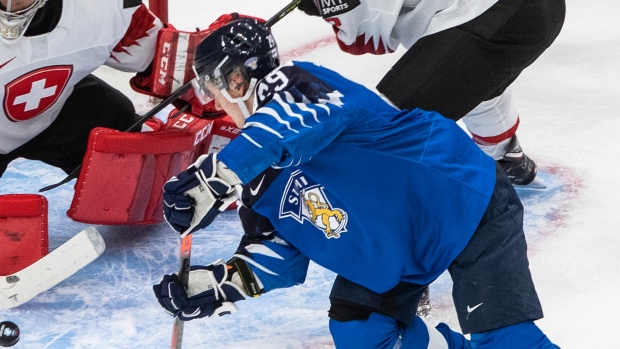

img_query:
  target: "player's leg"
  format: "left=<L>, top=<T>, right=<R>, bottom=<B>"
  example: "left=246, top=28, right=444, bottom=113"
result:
left=448, top=163, right=558, bottom=347
left=376, top=0, right=565, bottom=118
left=328, top=277, right=469, bottom=349
left=0, top=155, right=11, bottom=178
left=329, top=313, right=469, bottom=349
left=461, top=89, right=538, bottom=185
left=7, top=74, right=137, bottom=174
left=470, top=321, right=559, bottom=349
left=462, top=0, right=565, bottom=185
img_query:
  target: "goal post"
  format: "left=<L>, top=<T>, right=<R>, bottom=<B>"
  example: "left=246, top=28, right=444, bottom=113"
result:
left=148, top=0, right=168, bottom=23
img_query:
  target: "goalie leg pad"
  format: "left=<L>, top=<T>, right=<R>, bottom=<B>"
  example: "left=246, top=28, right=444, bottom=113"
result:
left=0, top=194, right=48, bottom=275
left=68, top=127, right=196, bottom=225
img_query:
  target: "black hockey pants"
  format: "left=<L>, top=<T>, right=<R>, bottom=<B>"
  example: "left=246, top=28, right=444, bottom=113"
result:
left=377, top=0, right=566, bottom=120
left=0, top=75, right=136, bottom=177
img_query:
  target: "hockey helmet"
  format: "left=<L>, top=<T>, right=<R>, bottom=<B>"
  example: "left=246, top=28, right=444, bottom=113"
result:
left=0, top=0, right=48, bottom=43
left=191, top=17, right=279, bottom=113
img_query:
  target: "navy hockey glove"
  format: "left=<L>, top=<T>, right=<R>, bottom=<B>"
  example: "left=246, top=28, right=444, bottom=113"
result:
left=163, top=153, right=241, bottom=236
left=153, top=259, right=252, bottom=321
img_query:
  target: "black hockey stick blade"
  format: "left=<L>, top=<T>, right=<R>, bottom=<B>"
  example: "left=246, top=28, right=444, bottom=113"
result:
left=38, top=164, right=82, bottom=192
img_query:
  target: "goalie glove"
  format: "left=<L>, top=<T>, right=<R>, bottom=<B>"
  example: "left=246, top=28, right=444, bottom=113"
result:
left=153, top=258, right=263, bottom=321
left=163, top=153, right=242, bottom=236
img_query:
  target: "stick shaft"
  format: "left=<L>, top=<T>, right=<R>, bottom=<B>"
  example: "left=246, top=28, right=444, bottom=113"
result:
left=170, top=234, right=193, bottom=349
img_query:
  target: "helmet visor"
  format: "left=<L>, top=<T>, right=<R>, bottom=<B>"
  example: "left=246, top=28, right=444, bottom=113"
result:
left=191, top=55, right=232, bottom=105
left=191, top=76, right=217, bottom=106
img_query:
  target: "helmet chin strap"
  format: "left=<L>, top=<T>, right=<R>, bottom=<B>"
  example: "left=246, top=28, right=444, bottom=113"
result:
left=221, top=78, right=257, bottom=119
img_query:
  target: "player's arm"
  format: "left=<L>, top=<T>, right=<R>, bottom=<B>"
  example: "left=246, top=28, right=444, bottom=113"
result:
left=218, top=64, right=356, bottom=183
left=297, top=0, right=399, bottom=55
left=232, top=205, right=311, bottom=292
left=106, top=2, right=163, bottom=73
left=153, top=211, right=310, bottom=321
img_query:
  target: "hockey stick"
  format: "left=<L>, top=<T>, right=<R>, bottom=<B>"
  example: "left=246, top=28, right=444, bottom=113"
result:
left=170, top=234, right=193, bottom=349
left=264, top=0, right=302, bottom=27
left=169, top=2, right=301, bottom=348
left=38, top=83, right=193, bottom=193
left=0, top=226, right=106, bottom=310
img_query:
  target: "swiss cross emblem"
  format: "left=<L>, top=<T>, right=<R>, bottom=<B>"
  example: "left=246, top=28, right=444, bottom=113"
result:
left=3, top=65, right=73, bottom=122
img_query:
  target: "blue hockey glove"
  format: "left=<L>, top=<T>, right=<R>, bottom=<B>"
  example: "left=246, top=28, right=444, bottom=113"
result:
left=163, top=153, right=241, bottom=236
left=153, top=260, right=247, bottom=321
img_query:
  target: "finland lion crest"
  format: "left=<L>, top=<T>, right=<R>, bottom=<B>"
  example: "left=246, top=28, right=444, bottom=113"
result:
left=280, top=170, right=348, bottom=239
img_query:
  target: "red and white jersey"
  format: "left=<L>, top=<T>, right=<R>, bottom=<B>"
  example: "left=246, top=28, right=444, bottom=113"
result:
left=0, top=0, right=162, bottom=154
left=316, top=0, right=498, bottom=55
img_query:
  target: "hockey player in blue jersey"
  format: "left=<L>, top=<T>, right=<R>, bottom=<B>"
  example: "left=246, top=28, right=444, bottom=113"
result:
left=153, top=18, right=559, bottom=349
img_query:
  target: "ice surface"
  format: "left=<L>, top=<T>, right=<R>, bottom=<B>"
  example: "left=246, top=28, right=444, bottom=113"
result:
left=1, top=0, right=618, bottom=348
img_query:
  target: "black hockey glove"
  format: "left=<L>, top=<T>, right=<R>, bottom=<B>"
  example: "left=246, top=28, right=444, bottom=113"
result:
left=163, top=154, right=241, bottom=236
left=298, top=0, right=321, bottom=17
left=153, top=259, right=262, bottom=321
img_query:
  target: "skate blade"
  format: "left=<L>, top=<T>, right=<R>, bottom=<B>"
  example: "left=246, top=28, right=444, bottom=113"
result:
left=514, top=176, right=547, bottom=189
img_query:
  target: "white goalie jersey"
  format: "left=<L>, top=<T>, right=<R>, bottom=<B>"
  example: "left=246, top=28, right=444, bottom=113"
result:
left=0, top=0, right=162, bottom=154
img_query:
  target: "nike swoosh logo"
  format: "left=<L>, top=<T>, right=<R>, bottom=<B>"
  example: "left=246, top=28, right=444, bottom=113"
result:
left=0, top=56, right=16, bottom=70
left=466, top=302, right=483, bottom=313
left=250, top=175, right=265, bottom=196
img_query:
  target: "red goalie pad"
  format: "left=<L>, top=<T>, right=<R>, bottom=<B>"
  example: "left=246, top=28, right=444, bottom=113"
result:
left=67, top=110, right=240, bottom=225
left=0, top=194, right=48, bottom=275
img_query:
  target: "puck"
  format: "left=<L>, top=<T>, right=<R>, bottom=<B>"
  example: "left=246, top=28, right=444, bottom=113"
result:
left=0, top=321, right=19, bottom=347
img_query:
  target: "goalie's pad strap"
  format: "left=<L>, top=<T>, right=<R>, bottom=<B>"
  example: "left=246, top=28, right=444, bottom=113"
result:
left=0, top=194, right=48, bottom=275
left=227, top=257, right=263, bottom=298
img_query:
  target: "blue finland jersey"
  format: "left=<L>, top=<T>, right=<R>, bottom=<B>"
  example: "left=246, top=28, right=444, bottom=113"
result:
left=219, top=61, right=496, bottom=293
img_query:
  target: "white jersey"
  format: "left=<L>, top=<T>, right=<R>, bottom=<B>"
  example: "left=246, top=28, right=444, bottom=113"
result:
left=0, top=0, right=162, bottom=154
left=317, top=0, right=498, bottom=54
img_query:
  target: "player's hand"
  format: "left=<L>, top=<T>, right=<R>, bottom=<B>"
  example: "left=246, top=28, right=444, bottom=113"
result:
left=163, top=154, right=240, bottom=236
left=153, top=260, right=246, bottom=321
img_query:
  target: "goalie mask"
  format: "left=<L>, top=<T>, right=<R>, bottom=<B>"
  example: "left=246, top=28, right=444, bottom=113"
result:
left=0, top=0, right=47, bottom=42
left=192, top=17, right=279, bottom=118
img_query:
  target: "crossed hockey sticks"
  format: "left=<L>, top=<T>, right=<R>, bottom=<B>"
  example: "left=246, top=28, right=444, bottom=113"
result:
left=169, top=2, right=301, bottom=348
